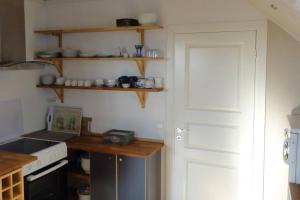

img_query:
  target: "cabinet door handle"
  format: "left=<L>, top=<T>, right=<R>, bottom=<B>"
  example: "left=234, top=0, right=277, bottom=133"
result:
left=119, top=158, right=123, bottom=162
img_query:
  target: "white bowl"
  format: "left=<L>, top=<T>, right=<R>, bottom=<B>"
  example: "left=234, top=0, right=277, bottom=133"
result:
left=78, top=194, right=90, bottom=200
left=63, top=49, right=79, bottom=57
left=81, top=157, right=90, bottom=174
left=79, top=51, right=97, bottom=58
left=40, top=74, right=56, bottom=85
left=105, top=79, right=116, bottom=87
left=122, top=83, right=130, bottom=88
left=77, top=188, right=90, bottom=200
left=138, top=13, right=157, bottom=25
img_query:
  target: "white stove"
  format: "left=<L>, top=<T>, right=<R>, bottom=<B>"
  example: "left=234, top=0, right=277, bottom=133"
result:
left=0, top=137, right=67, bottom=176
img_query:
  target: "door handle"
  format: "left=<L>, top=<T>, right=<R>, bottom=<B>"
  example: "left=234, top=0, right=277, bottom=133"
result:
left=26, top=160, right=68, bottom=182
left=176, top=128, right=185, bottom=141
left=283, top=138, right=289, bottom=163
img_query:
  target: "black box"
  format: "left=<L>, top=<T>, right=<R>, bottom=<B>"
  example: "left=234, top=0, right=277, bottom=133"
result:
left=102, top=129, right=135, bottom=145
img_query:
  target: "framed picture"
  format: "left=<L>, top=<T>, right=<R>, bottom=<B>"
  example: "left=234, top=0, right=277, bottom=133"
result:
left=47, top=106, right=82, bottom=134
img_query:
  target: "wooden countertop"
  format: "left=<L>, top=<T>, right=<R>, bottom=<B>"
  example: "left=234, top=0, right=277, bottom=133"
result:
left=66, top=136, right=164, bottom=158
left=0, top=151, right=36, bottom=177
left=290, top=183, right=300, bottom=200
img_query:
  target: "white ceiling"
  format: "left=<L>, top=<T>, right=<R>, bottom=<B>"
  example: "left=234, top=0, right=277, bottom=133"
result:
left=249, top=0, right=300, bottom=41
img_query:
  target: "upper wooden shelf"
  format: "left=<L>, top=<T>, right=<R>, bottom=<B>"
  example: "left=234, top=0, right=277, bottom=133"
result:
left=35, top=24, right=163, bottom=35
left=35, top=56, right=164, bottom=62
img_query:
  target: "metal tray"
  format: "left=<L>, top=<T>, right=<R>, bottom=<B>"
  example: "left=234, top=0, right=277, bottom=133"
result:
left=102, top=129, right=135, bottom=145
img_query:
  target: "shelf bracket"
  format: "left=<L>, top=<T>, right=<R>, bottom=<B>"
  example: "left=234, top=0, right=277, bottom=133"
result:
left=53, top=60, right=64, bottom=76
left=135, top=60, right=145, bottom=77
left=136, top=91, right=147, bottom=108
left=53, top=88, right=64, bottom=103
left=137, top=29, right=145, bottom=45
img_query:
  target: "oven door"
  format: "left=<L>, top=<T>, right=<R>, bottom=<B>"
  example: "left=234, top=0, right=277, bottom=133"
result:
left=24, top=159, right=68, bottom=200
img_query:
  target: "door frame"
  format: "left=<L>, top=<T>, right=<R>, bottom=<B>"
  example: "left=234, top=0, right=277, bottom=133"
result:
left=165, top=21, right=268, bottom=200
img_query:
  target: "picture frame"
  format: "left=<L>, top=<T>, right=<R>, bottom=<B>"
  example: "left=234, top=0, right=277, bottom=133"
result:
left=47, top=106, right=82, bottom=134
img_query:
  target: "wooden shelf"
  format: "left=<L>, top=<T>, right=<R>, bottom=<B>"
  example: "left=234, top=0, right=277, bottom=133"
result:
left=36, top=85, right=163, bottom=108
left=34, top=24, right=162, bottom=35
left=68, top=169, right=90, bottom=183
left=35, top=56, right=163, bottom=62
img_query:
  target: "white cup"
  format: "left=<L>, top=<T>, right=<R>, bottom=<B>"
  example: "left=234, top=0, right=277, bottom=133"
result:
left=145, top=78, right=155, bottom=89
left=94, top=79, right=104, bottom=87
left=71, top=80, right=78, bottom=87
left=105, top=79, right=116, bottom=87
left=55, top=77, right=65, bottom=85
left=84, top=80, right=92, bottom=87
left=78, top=80, right=84, bottom=87
left=65, top=80, right=71, bottom=86
left=154, top=77, right=163, bottom=88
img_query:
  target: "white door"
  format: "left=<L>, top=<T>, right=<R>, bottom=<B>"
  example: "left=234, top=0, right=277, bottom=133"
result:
left=173, top=31, right=257, bottom=200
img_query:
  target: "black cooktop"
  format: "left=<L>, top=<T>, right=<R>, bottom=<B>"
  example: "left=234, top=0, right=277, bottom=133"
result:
left=23, top=130, right=77, bottom=142
left=0, top=138, right=59, bottom=154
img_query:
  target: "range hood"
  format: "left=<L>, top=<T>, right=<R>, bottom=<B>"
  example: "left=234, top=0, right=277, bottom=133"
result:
left=0, top=0, right=47, bottom=70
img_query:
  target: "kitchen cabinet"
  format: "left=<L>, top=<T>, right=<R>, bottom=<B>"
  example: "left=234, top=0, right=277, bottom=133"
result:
left=90, top=153, right=116, bottom=200
left=91, top=151, right=161, bottom=200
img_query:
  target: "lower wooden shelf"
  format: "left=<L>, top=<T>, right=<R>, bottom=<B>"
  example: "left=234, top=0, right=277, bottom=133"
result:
left=67, top=169, right=90, bottom=200
left=37, top=85, right=164, bottom=108
left=68, top=169, right=90, bottom=184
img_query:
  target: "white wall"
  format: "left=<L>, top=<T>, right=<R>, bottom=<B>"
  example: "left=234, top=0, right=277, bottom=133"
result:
left=44, top=0, right=166, bottom=139
left=265, top=21, right=300, bottom=200
left=160, top=0, right=264, bottom=25
left=41, top=2, right=298, bottom=200
left=0, top=0, right=48, bottom=135
left=43, top=0, right=265, bottom=140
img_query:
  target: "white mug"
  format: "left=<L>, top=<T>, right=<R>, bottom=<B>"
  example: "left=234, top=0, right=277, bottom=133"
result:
left=71, top=80, right=78, bottom=87
left=84, top=80, right=92, bottom=87
left=154, top=77, right=163, bottom=88
left=95, top=79, right=104, bottom=86
left=145, top=78, right=155, bottom=89
left=78, top=80, right=84, bottom=87
left=65, top=80, right=71, bottom=86
left=55, top=77, right=65, bottom=85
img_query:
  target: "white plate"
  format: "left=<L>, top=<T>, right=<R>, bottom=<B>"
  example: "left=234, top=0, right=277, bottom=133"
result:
left=79, top=53, right=97, bottom=58
left=38, top=54, right=56, bottom=58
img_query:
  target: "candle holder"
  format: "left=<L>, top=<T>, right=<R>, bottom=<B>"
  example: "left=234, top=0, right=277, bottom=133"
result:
left=135, top=44, right=144, bottom=57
